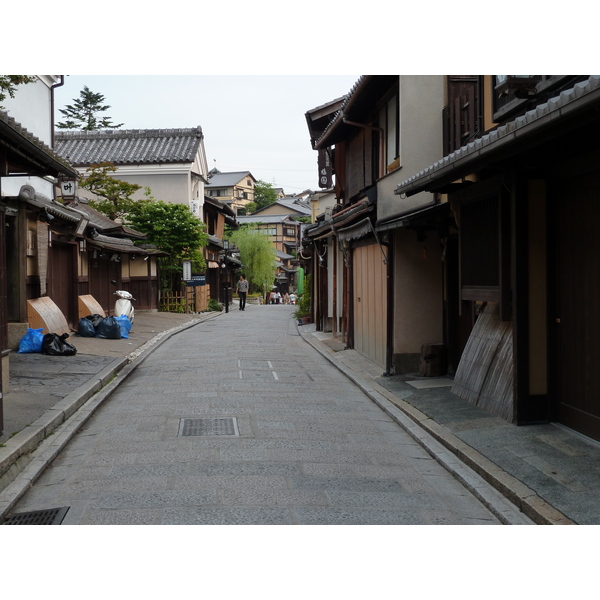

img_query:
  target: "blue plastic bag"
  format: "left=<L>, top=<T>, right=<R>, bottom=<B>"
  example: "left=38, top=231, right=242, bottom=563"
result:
left=115, top=314, right=132, bottom=339
left=18, top=328, right=45, bottom=353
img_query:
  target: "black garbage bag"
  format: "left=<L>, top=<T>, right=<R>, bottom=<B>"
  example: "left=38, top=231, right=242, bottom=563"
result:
left=77, top=317, right=97, bottom=337
left=41, top=332, right=77, bottom=356
left=95, top=316, right=121, bottom=339
left=87, top=314, right=104, bottom=328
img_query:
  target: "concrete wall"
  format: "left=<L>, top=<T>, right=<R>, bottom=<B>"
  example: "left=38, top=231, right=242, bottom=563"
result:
left=392, top=228, right=444, bottom=373
left=377, top=76, right=444, bottom=223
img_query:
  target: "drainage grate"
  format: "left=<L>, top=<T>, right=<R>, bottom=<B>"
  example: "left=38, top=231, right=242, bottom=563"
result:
left=179, top=417, right=239, bottom=437
left=3, top=506, right=70, bottom=525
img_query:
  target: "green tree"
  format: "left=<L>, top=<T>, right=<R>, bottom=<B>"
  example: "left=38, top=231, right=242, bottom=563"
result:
left=127, top=201, right=208, bottom=291
left=229, top=226, right=276, bottom=294
left=246, top=180, right=278, bottom=213
left=56, top=85, right=123, bottom=130
left=78, top=162, right=142, bottom=221
left=0, top=75, right=35, bottom=108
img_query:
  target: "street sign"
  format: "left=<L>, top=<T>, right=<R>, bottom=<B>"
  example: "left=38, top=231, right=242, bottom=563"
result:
left=185, top=276, right=206, bottom=287
left=182, top=260, right=192, bottom=281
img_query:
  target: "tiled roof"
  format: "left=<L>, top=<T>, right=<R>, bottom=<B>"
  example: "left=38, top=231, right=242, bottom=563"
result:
left=236, top=214, right=298, bottom=225
left=206, top=170, right=255, bottom=187
left=55, top=127, right=204, bottom=166
left=0, top=110, right=78, bottom=177
left=252, top=197, right=311, bottom=216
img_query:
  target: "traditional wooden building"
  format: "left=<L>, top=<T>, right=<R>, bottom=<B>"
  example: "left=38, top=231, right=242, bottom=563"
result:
left=0, top=104, right=80, bottom=434
left=203, top=194, right=240, bottom=304
left=304, top=76, right=445, bottom=372
left=395, top=75, right=600, bottom=441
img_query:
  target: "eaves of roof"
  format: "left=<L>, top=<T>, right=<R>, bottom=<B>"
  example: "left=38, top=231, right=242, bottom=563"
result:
left=12, top=186, right=148, bottom=247
left=304, top=198, right=374, bottom=239
left=305, top=95, right=348, bottom=149
left=314, top=75, right=399, bottom=149
left=204, top=194, right=237, bottom=218
left=395, top=75, right=600, bottom=198
left=64, top=200, right=146, bottom=238
left=0, top=111, right=78, bottom=178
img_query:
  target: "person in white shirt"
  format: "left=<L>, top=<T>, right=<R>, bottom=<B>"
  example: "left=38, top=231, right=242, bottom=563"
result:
left=236, top=274, right=249, bottom=311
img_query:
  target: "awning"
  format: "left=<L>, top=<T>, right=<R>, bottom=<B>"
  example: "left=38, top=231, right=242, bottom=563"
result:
left=395, top=76, right=600, bottom=198
left=336, top=217, right=374, bottom=242
left=376, top=202, right=450, bottom=233
left=305, top=198, right=374, bottom=240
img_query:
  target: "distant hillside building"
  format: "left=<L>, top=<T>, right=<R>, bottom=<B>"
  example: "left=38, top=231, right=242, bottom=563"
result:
left=205, top=169, right=256, bottom=214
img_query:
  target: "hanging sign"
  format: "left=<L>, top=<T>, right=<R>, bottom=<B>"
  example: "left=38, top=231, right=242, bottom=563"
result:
left=318, top=149, right=332, bottom=189
left=60, top=178, right=78, bottom=199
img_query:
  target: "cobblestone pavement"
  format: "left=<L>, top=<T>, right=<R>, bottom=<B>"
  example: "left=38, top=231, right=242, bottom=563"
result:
left=5, top=304, right=529, bottom=525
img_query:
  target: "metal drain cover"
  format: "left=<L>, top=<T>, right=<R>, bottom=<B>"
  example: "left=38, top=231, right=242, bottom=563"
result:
left=179, top=417, right=239, bottom=437
left=3, top=506, right=69, bottom=525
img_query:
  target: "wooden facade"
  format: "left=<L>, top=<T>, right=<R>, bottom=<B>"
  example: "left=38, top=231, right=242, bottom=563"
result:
left=352, top=242, right=388, bottom=368
left=394, top=75, right=600, bottom=442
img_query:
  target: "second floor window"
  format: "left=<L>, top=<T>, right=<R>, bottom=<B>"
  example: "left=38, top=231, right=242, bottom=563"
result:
left=378, top=93, right=399, bottom=173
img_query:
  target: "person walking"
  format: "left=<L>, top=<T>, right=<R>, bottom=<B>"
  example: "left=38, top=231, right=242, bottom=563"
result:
left=237, top=274, right=249, bottom=311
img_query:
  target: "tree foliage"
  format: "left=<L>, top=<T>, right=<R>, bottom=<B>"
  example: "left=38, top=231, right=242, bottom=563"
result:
left=56, top=85, right=123, bottom=130
left=0, top=75, right=35, bottom=108
left=229, top=226, right=276, bottom=293
left=245, top=179, right=279, bottom=213
left=78, top=162, right=142, bottom=221
left=127, top=201, right=208, bottom=291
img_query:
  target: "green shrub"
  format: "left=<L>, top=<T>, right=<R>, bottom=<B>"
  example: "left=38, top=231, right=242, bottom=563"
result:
left=207, top=298, right=222, bottom=312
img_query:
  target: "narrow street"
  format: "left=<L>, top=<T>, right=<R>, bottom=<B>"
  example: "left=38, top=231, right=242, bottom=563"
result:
left=9, top=304, right=522, bottom=525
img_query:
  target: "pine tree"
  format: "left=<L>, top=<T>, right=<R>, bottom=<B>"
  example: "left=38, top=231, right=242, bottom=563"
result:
left=56, top=85, right=123, bottom=130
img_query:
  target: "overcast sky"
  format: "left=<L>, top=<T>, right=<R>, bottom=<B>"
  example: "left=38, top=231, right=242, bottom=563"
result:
left=54, top=75, right=360, bottom=194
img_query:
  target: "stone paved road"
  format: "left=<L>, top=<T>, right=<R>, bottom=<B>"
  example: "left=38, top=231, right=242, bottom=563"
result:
left=9, top=304, right=506, bottom=525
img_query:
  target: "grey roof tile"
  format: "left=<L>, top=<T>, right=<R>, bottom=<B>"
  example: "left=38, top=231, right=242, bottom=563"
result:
left=55, top=127, right=204, bottom=166
left=206, top=170, right=255, bottom=187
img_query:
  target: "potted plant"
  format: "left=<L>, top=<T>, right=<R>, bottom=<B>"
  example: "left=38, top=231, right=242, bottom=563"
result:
left=294, top=275, right=312, bottom=325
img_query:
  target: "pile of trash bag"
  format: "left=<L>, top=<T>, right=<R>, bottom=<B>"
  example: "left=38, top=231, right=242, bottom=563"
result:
left=17, top=314, right=133, bottom=357
left=17, top=328, right=77, bottom=356
left=77, top=314, right=132, bottom=339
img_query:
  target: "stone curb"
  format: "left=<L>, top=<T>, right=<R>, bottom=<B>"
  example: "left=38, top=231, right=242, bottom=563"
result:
left=0, top=312, right=222, bottom=520
left=300, top=329, right=575, bottom=526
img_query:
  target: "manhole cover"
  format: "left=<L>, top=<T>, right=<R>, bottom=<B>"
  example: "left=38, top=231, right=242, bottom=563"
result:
left=3, top=507, right=69, bottom=525
left=179, top=418, right=239, bottom=437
